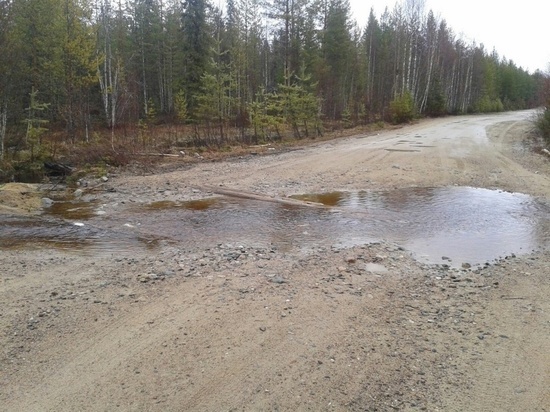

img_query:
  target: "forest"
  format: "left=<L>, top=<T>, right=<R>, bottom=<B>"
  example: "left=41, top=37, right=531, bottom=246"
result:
left=0, top=0, right=549, bottom=182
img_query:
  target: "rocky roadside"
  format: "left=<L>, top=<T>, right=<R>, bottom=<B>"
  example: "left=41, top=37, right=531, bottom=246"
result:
left=2, top=236, right=548, bottom=410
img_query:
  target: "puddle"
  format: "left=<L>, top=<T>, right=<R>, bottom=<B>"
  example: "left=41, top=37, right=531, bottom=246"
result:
left=2, top=187, right=549, bottom=267
left=293, top=187, right=550, bottom=266
left=0, top=215, right=161, bottom=255
left=44, top=200, right=99, bottom=220
left=292, top=192, right=344, bottom=207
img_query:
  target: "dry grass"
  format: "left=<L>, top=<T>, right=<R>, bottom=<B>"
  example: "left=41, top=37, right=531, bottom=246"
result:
left=1, top=120, right=394, bottom=183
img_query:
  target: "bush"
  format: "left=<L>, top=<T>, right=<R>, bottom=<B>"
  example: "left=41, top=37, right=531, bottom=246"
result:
left=389, top=92, right=415, bottom=124
left=0, top=160, right=14, bottom=183
left=425, top=79, right=447, bottom=117
left=536, top=103, right=550, bottom=142
left=475, top=95, right=504, bottom=113
left=11, top=161, right=44, bottom=183
left=426, top=90, right=446, bottom=117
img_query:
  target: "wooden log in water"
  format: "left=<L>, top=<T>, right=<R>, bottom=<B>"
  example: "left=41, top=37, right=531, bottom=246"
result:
left=197, top=185, right=329, bottom=209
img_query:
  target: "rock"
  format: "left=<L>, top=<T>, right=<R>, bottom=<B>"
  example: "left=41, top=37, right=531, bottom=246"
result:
left=270, top=276, right=286, bottom=284
left=101, top=176, right=109, bottom=182
left=41, top=197, right=54, bottom=208
left=27, top=316, right=39, bottom=329
left=461, top=262, right=471, bottom=269
left=365, top=263, right=388, bottom=273
left=259, top=326, right=267, bottom=332
left=74, top=188, right=84, bottom=198
left=138, top=273, right=160, bottom=283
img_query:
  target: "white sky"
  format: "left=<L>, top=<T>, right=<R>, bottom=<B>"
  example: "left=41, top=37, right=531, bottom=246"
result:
left=349, top=0, right=550, bottom=73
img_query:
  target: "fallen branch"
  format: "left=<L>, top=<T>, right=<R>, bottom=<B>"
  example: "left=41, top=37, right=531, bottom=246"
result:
left=135, top=152, right=183, bottom=158
left=542, top=148, right=550, bottom=157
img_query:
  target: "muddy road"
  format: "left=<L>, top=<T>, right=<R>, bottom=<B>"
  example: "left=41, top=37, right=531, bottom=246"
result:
left=1, top=110, right=550, bottom=411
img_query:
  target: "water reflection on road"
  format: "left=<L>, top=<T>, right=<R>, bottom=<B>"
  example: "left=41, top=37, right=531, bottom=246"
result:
left=294, top=187, right=550, bottom=265
left=1, top=186, right=549, bottom=267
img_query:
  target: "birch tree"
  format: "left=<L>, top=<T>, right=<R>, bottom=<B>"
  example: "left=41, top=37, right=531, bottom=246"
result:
left=96, top=0, right=136, bottom=146
left=0, top=0, right=11, bottom=159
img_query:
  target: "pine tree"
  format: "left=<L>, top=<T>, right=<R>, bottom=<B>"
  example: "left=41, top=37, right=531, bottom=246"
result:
left=181, top=0, right=211, bottom=114
left=12, top=0, right=64, bottom=116
left=131, top=0, right=163, bottom=116
left=195, top=11, right=234, bottom=145
left=320, top=0, right=353, bottom=119
left=61, top=0, right=97, bottom=142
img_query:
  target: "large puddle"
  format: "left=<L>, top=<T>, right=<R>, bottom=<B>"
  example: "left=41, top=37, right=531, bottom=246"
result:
left=292, top=188, right=550, bottom=265
left=1, top=187, right=549, bottom=267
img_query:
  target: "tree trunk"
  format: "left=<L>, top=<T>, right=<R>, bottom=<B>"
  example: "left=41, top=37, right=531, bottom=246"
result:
left=0, top=101, right=6, bottom=160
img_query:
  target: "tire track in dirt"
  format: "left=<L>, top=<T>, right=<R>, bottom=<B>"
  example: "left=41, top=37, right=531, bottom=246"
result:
left=4, top=283, right=206, bottom=411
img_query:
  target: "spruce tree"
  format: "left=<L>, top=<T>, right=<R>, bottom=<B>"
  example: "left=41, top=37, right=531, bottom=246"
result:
left=181, top=0, right=211, bottom=114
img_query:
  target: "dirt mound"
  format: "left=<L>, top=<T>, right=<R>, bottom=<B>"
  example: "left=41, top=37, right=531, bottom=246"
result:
left=0, top=183, right=42, bottom=214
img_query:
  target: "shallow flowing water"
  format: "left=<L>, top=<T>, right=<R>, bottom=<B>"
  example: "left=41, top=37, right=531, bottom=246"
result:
left=1, top=186, right=549, bottom=267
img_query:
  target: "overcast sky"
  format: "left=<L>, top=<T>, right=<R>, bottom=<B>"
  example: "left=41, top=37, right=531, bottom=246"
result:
left=349, top=0, right=550, bottom=73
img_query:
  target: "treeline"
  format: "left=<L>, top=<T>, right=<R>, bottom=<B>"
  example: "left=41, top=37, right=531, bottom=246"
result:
left=0, top=0, right=549, bottom=167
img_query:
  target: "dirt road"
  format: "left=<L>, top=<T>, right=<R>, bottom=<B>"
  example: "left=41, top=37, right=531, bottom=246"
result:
left=1, top=111, right=549, bottom=411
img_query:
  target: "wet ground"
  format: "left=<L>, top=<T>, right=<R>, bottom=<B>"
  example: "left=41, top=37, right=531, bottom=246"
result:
left=2, top=186, right=549, bottom=268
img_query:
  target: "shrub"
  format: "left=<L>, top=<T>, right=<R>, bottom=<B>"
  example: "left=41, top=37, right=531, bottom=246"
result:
left=475, top=95, right=504, bottom=113
left=389, top=92, right=415, bottom=124
left=536, top=102, right=550, bottom=142
left=426, top=86, right=446, bottom=117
